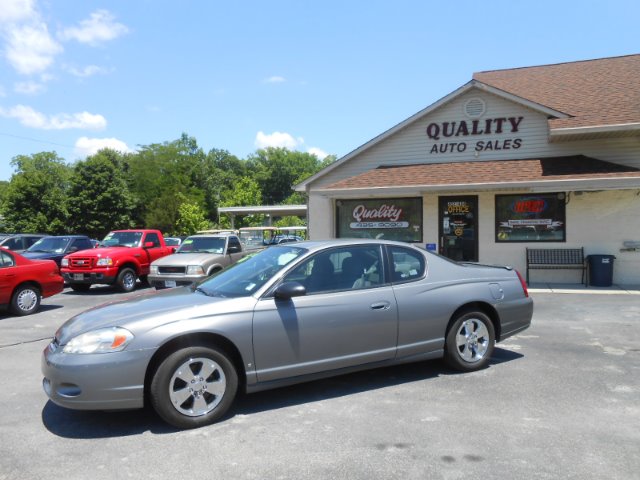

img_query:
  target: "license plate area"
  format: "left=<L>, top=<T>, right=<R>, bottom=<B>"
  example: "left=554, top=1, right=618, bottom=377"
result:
left=165, top=280, right=177, bottom=288
left=73, top=274, right=84, bottom=281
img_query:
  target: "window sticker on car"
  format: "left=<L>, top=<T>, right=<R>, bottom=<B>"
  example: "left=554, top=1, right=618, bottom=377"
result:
left=245, top=283, right=256, bottom=291
left=183, top=239, right=194, bottom=244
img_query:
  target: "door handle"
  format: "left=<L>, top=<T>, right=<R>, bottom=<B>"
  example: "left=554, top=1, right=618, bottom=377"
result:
left=370, top=301, right=391, bottom=310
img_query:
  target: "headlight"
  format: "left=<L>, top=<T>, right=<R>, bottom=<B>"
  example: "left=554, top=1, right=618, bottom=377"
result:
left=96, top=257, right=113, bottom=266
left=61, top=258, right=69, bottom=267
left=150, top=265, right=159, bottom=274
left=187, top=265, right=205, bottom=275
left=62, top=327, right=134, bottom=354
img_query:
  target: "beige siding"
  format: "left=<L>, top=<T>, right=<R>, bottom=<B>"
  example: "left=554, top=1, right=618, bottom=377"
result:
left=311, top=88, right=640, bottom=190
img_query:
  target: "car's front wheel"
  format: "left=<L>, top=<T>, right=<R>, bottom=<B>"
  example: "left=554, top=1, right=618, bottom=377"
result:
left=444, top=310, right=495, bottom=371
left=10, top=284, right=41, bottom=316
left=150, top=345, right=238, bottom=429
left=116, top=268, right=137, bottom=292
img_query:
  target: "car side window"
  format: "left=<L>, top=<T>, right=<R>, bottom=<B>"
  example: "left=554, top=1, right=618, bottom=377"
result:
left=145, top=232, right=161, bottom=248
left=26, top=237, right=41, bottom=248
left=3, top=238, right=21, bottom=250
left=389, top=246, right=426, bottom=283
left=0, top=250, right=15, bottom=267
left=228, top=236, right=241, bottom=250
left=284, top=246, right=383, bottom=295
left=73, top=238, right=92, bottom=251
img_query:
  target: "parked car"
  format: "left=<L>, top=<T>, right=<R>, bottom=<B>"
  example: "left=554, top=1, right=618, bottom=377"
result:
left=22, top=235, right=94, bottom=266
left=0, top=233, right=47, bottom=253
left=149, top=234, right=247, bottom=289
left=42, top=239, right=533, bottom=429
left=0, top=249, right=64, bottom=316
left=60, top=229, right=175, bottom=292
left=163, top=237, right=183, bottom=247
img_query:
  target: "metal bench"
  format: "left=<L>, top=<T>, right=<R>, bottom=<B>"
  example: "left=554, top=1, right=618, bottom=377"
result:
left=526, top=247, right=586, bottom=285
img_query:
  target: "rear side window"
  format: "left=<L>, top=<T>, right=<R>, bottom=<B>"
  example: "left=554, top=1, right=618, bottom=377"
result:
left=0, top=251, right=14, bottom=267
left=389, top=246, right=426, bottom=283
left=73, top=238, right=93, bottom=251
left=228, top=236, right=241, bottom=249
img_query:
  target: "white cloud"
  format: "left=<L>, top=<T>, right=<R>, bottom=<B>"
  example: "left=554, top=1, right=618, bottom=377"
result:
left=66, top=64, right=109, bottom=78
left=307, top=147, right=328, bottom=160
left=255, top=131, right=303, bottom=150
left=0, top=104, right=107, bottom=130
left=4, top=22, right=62, bottom=75
left=264, top=76, right=286, bottom=84
left=0, top=0, right=35, bottom=24
left=59, top=10, right=129, bottom=46
left=74, top=136, right=133, bottom=157
left=14, top=80, right=45, bottom=95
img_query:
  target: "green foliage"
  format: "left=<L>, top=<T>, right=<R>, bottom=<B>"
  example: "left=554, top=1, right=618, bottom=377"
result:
left=1, top=135, right=336, bottom=235
left=174, top=198, right=211, bottom=236
left=247, top=148, right=327, bottom=205
left=2, top=152, right=71, bottom=234
left=273, top=216, right=306, bottom=228
left=66, top=149, right=137, bottom=238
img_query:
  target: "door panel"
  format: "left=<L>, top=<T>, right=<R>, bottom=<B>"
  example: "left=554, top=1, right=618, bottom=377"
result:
left=252, top=287, right=398, bottom=382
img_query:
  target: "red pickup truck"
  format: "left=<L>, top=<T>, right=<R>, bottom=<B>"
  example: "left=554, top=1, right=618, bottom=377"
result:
left=60, top=229, right=174, bottom=292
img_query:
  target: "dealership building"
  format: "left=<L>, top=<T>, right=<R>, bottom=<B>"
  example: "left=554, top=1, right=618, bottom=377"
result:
left=296, top=54, right=640, bottom=285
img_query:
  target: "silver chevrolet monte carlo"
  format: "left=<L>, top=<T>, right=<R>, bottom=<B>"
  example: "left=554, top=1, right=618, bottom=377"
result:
left=42, top=239, right=533, bottom=429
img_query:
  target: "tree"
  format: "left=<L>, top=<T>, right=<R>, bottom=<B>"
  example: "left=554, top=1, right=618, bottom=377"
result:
left=246, top=148, right=327, bottom=205
left=2, top=152, right=71, bottom=234
left=219, top=176, right=263, bottom=227
left=174, top=197, right=210, bottom=236
left=66, top=149, right=137, bottom=238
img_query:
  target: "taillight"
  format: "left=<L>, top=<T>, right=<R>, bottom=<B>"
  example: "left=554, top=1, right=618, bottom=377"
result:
left=515, top=270, right=529, bottom=297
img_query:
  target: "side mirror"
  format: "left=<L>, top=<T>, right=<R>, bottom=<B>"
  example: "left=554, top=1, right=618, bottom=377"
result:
left=274, top=281, right=306, bottom=300
left=144, top=241, right=155, bottom=248
left=227, top=245, right=241, bottom=254
left=68, top=246, right=78, bottom=253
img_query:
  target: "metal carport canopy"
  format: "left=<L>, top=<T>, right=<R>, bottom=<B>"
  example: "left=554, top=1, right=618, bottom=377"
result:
left=217, top=205, right=307, bottom=227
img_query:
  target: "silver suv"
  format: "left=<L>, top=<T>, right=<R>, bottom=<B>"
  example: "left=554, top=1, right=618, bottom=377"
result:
left=148, top=234, right=246, bottom=289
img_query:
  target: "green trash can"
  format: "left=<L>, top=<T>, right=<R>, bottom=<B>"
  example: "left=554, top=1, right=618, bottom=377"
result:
left=587, top=255, right=616, bottom=287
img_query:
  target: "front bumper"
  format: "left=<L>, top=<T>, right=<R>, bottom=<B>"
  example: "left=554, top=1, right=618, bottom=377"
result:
left=148, top=273, right=206, bottom=289
left=41, top=340, right=155, bottom=411
left=61, top=270, right=117, bottom=285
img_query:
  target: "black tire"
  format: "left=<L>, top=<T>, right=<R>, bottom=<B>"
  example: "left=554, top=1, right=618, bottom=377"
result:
left=116, top=268, right=137, bottom=293
left=70, top=284, right=91, bottom=292
left=444, top=310, right=495, bottom=372
left=150, top=345, right=238, bottom=429
left=10, top=284, right=41, bottom=316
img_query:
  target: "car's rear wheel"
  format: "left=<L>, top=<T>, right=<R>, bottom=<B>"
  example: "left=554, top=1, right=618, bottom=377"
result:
left=10, top=284, right=41, bottom=316
left=444, top=310, right=495, bottom=371
left=116, top=268, right=137, bottom=292
left=150, top=346, right=238, bottom=429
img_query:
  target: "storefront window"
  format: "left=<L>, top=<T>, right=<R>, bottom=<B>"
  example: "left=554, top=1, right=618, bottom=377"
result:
left=336, top=198, right=422, bottom=242
left=495, top=193, right=566, bottom=242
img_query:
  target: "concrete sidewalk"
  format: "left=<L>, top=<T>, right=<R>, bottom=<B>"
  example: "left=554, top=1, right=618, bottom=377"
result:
left=528, top=283, right=640, bottom=295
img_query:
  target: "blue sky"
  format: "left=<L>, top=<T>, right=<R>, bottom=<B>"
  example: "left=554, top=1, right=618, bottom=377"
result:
left=0, top=0, right=638, bottom=181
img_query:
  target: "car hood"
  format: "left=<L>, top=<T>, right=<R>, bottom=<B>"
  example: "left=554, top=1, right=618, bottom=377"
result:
left=65, top=246, right=132, bottom=258
left=152, top=252, right=224, bottom=266
left=55, top=286, right=252, bottom=344
left=22, top=251, right=64, bottom=261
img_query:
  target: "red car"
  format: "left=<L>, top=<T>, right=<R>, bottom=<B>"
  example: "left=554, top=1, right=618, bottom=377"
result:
left=0, top=248, right=64, bottom=316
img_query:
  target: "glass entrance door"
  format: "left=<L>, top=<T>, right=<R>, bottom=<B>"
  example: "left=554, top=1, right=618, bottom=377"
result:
left=439, top=196, right=478, bottom=262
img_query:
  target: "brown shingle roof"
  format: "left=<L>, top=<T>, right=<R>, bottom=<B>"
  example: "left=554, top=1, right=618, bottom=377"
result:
left=324, top=156, right=640, bottom=190
left=473, top=55, right=640, bottom=129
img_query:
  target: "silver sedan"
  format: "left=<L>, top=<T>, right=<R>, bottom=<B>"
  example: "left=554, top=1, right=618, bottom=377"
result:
left=42, top=239, right=533, bottom=429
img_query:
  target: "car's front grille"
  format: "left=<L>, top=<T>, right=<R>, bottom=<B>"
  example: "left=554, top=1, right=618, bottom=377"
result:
left=158, top=266, right=186, bottom=274
left=70, top=257, right=94, bottom=269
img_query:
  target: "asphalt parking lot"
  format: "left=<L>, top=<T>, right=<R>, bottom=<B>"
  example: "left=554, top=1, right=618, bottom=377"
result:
left=1, top=285, right=639, bottom=480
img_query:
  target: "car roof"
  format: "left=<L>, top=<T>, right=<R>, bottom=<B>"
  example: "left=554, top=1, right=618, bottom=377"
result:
left=273, top=238, right=425, bottom=252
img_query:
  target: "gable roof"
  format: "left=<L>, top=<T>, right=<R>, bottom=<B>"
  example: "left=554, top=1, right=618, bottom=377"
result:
left=474, top=54, right=640, bottom=131
left=321, top=156, right=640, bottom=193
left=296, top=54, right=640, bottom=191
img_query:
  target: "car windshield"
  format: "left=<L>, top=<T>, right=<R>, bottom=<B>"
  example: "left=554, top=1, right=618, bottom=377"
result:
left=26, top=237, right=71, bottom=253
left=177, top=237, right=226, bottom=254
left=101, top=231, right=142, bottom=248
left=195, top=245, right=306, bottom=298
